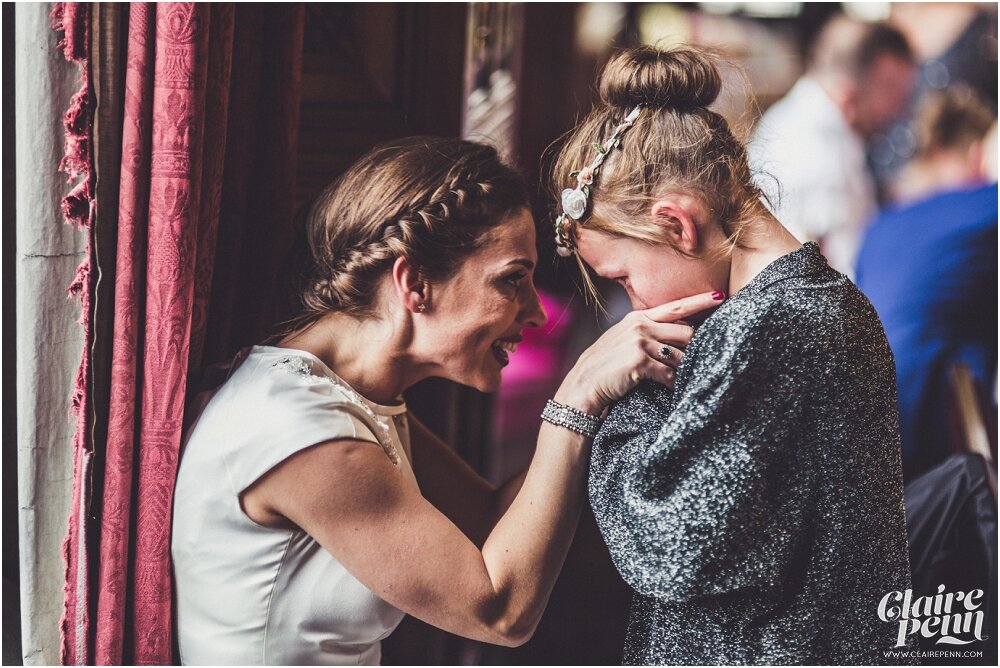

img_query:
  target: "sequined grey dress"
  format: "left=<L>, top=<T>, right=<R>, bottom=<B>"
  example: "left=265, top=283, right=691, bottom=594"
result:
left=589, top=243, right=916, bottom=665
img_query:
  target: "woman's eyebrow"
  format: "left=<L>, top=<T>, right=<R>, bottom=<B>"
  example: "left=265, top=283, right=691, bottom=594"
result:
left=505, top=258, right=535, bottom=270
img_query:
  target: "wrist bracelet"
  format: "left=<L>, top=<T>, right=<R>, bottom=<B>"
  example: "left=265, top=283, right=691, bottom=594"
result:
left=541, top=399, right=602, bottom=438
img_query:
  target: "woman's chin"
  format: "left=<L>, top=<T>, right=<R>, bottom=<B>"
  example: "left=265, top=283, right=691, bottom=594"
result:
left=468, top=371, right=503, bottom=394
left=438, top=351, right=510, bottom=393
left=451, top=368, right=504, bottom=394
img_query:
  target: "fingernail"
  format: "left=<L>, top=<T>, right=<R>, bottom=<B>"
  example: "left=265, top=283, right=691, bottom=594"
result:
left=712, top=290, right=725, bottom=301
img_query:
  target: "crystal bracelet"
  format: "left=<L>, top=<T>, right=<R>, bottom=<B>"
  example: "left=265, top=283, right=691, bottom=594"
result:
left=541, top=399, right=602, bottom=438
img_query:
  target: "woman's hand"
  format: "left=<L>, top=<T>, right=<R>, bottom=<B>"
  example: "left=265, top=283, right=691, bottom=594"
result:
left=555, top=291, right=724, bottom=414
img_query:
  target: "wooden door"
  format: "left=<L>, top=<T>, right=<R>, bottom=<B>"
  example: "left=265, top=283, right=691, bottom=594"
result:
left=297, top=3, right=467, bottom=203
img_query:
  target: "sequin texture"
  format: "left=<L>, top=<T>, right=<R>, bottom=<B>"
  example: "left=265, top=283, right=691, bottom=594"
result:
left=589, top=243, right=917, bottom=665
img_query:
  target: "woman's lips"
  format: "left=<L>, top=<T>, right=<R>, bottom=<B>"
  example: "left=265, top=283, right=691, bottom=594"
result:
left=491, top=345, right=510, bottom=367
left=490, top=338, right=519, bottom=367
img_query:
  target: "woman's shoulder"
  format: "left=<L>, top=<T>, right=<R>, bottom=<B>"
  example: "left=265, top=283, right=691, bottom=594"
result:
left=694, top=275, right=885, bottom=369
left=741, top=246, right=879, bottom=320
left=693, top=290, right=801, bottom=347
left=226, top=346, right=363, bottom=409
left=189, top=347, right=378, bottom=449
left=181, top=347, right=392, bottom=492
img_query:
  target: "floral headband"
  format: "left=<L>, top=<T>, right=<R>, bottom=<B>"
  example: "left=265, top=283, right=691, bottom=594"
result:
left=554, top=105, right=642, bottom=256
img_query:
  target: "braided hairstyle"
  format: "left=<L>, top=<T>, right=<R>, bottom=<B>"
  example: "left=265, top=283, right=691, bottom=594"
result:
left=550, top=46, right=770, bottom=300
left=298, top=137, right=528, bottom=323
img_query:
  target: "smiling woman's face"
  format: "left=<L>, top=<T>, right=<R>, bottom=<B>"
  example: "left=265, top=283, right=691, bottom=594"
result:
left=575, top=226, right=721, bottom=311
left=414, top=208, right=548, bottom=392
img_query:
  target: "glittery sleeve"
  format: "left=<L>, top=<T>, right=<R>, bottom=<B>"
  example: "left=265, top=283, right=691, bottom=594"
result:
left=590, top=302, right=818, bottom=604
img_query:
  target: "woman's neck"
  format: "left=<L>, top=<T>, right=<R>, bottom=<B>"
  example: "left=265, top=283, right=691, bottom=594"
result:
left=727, top=213, right=803, bottom=296
left=276, top=312, right=424, bottom=405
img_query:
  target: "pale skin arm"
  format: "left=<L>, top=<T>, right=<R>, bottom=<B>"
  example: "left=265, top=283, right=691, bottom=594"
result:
left=242, top=292, right=720, bottom=646
left=244, top=422, right=587, bottom=646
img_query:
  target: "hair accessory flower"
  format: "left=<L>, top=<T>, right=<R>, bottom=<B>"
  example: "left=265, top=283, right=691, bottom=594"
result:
left=554, top=105, right=642, bottom=257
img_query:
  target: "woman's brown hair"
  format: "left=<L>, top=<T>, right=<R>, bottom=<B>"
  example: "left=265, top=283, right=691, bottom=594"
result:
left=287, top=137, right=528, bottom=330
left=550, top=46, right=769, bottom=300
left=913, top=85, right=993, bottom=158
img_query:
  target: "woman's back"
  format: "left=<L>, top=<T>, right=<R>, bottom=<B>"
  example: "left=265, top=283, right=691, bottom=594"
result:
left=172, top=346, right=415, bottom=665
left=856, top=182, right=998, bottom=477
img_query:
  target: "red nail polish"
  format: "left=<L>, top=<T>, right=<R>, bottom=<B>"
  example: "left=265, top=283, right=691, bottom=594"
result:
left=712, top=290, right=725, bottom=301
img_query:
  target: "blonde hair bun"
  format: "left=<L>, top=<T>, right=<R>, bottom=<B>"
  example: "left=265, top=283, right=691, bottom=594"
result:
left=598, top=46, right=722, bottom=111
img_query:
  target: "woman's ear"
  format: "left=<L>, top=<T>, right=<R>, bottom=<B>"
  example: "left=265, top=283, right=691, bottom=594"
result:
left=966, top=141, right=987, bottom=181
left=391, top=256, right=429, bottom=314
left=650, top=198, right=699, bottom=252
left=833, top=78, right=860, bottom=129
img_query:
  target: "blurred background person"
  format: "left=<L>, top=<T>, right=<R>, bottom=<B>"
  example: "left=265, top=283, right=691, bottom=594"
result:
left=749, top=14, right=917, bottom=277
left=890, top=86, right=995, bottom=203
left=855, top=87, right=997, bottom=481
left=871, top=3, right=998, bottom=190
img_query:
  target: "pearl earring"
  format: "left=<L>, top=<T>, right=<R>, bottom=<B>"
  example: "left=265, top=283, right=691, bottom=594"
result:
left=416, top=303, right=427, bottom=313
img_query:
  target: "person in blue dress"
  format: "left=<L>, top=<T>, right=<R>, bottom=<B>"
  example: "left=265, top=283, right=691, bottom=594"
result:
left=856, top=87, right=997, bottom=480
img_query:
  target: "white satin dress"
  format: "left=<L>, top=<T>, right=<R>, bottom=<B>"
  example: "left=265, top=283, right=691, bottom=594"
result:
left=172, top=346, right=419, bottom=665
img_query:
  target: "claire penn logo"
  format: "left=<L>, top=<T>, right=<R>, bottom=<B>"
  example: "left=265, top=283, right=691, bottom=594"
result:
left=878, top=585, right=987, bottom=647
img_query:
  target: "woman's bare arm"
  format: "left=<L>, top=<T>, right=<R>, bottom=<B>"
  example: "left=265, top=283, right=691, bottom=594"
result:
left=243, top=423, right=587, bottom=646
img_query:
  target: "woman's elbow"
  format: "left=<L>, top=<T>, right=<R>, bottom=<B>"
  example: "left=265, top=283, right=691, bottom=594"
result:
left=488, top=615, right=537, bottom=647
left=472, top=595, right=540, bottom=647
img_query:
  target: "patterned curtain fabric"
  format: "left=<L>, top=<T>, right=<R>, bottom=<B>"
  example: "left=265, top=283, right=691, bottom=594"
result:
left=58, top=4, right=304, bottom=664
left=92, top=5, right=229, bottom=663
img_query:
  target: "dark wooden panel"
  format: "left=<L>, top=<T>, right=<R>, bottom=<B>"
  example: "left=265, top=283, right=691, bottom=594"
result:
left=296, top=3, right=466, bottom=207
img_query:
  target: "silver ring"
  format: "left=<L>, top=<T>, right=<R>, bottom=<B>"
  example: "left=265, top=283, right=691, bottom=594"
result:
left=658, top=345, right=673, bottom=360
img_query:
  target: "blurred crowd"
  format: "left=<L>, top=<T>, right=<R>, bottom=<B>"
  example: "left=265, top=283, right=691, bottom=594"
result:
left=745, top=6, right=997, bottom=485
left=494, top=2, right=997, bottom=486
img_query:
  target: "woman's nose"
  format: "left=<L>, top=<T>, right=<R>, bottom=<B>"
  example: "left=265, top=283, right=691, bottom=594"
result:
left=521, top=283, right=548, bottom=329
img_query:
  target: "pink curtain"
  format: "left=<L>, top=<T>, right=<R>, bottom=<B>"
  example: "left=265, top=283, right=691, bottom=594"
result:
left=93, top=5, right=229, bottom=664
left=59, top=4, right=303, bottom=664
